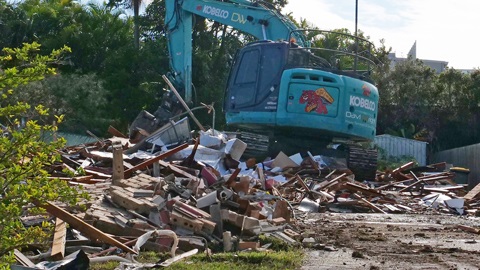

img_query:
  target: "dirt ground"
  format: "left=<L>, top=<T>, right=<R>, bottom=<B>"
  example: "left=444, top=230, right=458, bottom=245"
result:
left=299, top=212, right=480, bottom=270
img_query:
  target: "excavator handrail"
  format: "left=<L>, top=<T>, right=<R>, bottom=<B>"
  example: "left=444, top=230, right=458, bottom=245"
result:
left=287, top=29, right=380, bottom=81
left=288, top=29, right=381, bottom=63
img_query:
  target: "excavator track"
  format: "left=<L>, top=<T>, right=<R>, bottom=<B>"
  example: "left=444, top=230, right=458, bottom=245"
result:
left=238, top=131, right=378, bottom=182
left=237, top=131, right=270, bottom=158
left=347, top=145, right=378, bottom=181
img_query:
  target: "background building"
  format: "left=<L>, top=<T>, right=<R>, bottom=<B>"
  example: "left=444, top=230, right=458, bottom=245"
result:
left=388, top=41, right=449, bottom=74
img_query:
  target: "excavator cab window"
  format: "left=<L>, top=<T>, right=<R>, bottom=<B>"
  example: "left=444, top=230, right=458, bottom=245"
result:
left=234, top=50, right=259, bottom=85
left=228, top=48, right=260, bottom=109
left=225, top=42, right=286, bottom=112
left=287, top=47, right=331, bottom=69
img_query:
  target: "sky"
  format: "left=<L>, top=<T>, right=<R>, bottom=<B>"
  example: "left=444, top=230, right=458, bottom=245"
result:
left=284, top=0, right=479, bottom=70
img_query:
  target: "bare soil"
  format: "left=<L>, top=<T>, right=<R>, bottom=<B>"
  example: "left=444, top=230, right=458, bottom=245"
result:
left=299, top=212, right=480, bottom=270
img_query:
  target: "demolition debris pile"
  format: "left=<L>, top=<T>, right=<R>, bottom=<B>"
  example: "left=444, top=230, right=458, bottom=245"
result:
left=11, top=123, right=480, bottom=269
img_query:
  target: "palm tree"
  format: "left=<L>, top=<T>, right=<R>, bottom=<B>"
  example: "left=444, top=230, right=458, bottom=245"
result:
left=108, top=0, right=144, bottom=48
left=132, top=0, right=142, bottom=48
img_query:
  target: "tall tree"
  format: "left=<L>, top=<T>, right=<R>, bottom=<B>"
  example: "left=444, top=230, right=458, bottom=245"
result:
left=433, top=68, right=480, bottom=150
left=108, top=0, right=143, bottom=48
left=377, top=58, right=439, bottom=142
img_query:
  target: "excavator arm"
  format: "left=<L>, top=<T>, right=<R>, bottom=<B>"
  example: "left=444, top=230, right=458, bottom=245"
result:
left=165, top=0, right=304, bottom=102
left=130, top=0, right=303, bottom=140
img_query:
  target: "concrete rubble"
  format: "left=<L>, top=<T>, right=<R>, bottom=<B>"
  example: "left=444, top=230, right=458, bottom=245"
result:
left=11, top=122, right=480, bottom=269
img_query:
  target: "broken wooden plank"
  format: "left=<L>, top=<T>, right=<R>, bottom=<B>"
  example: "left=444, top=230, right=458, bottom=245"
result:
left=51, top=217, right=67, bottom=260
left=124, top=143, right=189, bottom=177
left=112, top=143, right=125, bottom=184
left=464, top=183, right=480, bottom=201
left=295, top=175, right=314, bottom=199
left=84, top=167, right=112, bottom=179
left=256, top=166, right=266, bottom=189
left=14, top=249, right=35, bottom=267
left=108, top=125, right=128, bottom=138
left=306, top=151, right=320, bottom=172
left=61, top=154, right=82, bottom=168
left=34, top=200, right=137, bottom=254
left=180, top=138, right=199, bottom=167
left=383, top=204, right=403, bottom=213
left=377, top=173, right=454, bottom=190
left=457, top=224, right=480, bottom=234
left=316, top=173, right=347, bottom=190
left=61, top=163, right=77, bottom=175
left=398, top=171, right=426, bottom=194
left=398, top=178, right=424, bottom=193
left=352, top=193, right=388, bottom=214
left=158, top=160, right=199, bottom=181
left=423, top=186, right=465, bottom=194
left=391, top=161, right=416, bottom=176
left=343, top=182, right=384, bottom=198
left=225, top=168, right=240, bottom=188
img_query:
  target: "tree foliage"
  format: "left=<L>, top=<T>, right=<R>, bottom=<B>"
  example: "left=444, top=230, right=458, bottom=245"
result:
left=377, top=57, right=480, bottom=150
left=2, top=0, right=480, bottom=151
left=0, top=42, right=85, bottom=265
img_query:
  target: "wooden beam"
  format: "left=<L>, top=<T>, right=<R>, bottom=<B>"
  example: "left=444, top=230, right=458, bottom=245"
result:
left=112, top=143, right=125, bottom=184
left=295, top=175, right=314, bottom=199
left=317, top=173, right=347, bottom=190
left=464, top=183, right=480, bottom=201
left=158, top=160, right=199, bottom=181
left=391, top=161, right=416, bottom=176
left=34, top=201, right=137, bottom=254
left=256, top=166, right=265, bottom=189
left=162, top=75, right=205, bottom=132
left=108, top=125, right=128, bottom=138
left=377, top=173, right=454, bottom=190
left=343, top=182, right=384, bottom=198
left=124, top=143, right=188, bottom=177
left=51, top=217, right=67, bottom=260
left=224, top=168, right=240, bottom=188
left=457, top=224, right=480, bottom=234
left=14, top=249, right=35, bottom=267
left=352, top=194, right=388, bottom=214
left=398, top=171, right=424, bottom=193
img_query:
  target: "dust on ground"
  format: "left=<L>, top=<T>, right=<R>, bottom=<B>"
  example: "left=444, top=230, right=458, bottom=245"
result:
left=300, top=212, right=480, bottom=270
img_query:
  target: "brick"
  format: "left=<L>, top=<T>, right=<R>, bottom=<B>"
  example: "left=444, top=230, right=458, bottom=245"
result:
left=170, top=211, right=204, bottom=232
left=238, top=241, right=259, bottom=250
left=271, top=217, right=286, bottom=225
left=110, top=189, right=150, bottom=214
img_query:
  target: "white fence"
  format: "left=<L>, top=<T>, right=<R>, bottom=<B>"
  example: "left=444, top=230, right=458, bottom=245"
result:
left=374, top=134, right=428, bottom=166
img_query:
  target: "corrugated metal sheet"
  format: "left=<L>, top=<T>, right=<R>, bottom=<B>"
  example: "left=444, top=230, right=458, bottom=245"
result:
left=374, top=134, right=428, bottom=165
left=433, top=143, right=480, bottom=189
left=42, top=131, right=98, bottom=146
left=146, top=117, right=191, bottom=148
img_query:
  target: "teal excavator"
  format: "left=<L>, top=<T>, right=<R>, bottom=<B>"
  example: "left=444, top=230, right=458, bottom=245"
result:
left=132, top=0, right=380, bottom=180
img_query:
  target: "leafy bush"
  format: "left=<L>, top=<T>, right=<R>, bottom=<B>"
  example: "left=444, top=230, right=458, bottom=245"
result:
left=0, top=42, right=86, bottom=266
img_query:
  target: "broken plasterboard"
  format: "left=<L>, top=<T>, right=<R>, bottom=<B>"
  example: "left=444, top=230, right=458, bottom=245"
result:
left=271, top=152, right=299, bottom=170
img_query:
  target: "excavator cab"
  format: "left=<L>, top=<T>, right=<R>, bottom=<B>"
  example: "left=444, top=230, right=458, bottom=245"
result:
left=224, top=30, right=379, bottom=142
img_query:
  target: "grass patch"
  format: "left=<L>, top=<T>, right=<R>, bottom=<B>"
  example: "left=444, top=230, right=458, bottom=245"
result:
left=90, top=260, right=119, bottom=270
left=167, top=250, right=304, bottom=270
left=90, top=250, right=304, bottom=270
left=259, top=235, right=297, bottom=251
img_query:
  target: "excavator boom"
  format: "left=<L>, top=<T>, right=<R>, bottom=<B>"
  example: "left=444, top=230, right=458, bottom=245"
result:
left=165, top=0, right=304, bottom=102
